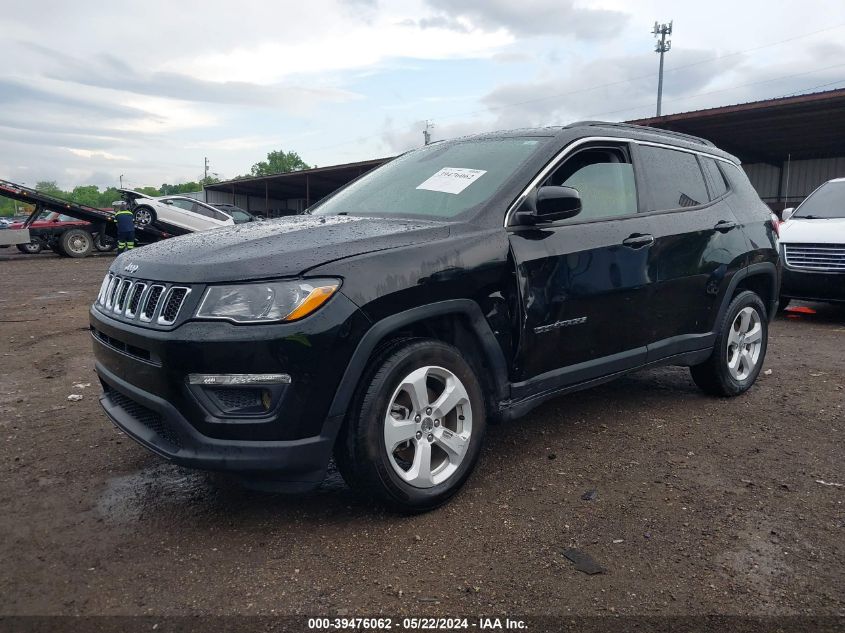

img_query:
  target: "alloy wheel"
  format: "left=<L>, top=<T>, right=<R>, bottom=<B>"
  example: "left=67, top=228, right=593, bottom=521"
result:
left=135, top=208, right=152, bottom=225
left=383, top=365, right=472, bottom=488
left=726, top=306, right=763, bottom=381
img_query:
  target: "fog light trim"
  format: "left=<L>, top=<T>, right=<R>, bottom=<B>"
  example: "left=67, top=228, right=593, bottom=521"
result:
left=188, top=373, right=291, bottom=386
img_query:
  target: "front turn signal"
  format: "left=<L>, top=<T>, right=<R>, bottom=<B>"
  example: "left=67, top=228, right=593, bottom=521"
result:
left=283, top=284, right=339, bottom=321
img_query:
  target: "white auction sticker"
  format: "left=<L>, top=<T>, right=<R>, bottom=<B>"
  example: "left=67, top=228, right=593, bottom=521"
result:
left=416, top=167, right=487, bottom=195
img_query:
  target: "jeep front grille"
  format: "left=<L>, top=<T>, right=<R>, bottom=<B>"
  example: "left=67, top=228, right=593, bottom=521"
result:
left=159, top=287, right=190, bottom=325
left=141, top=285, right=164, bottom=321
left=95, top=273, right=192, bottom=326
left=784, top=243, right=845, bottom=272
left=126, top=283, right=146, bottom=317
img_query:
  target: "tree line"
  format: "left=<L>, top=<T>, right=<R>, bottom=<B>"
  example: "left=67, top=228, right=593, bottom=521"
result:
left=0, top=149, right=310, bottom=217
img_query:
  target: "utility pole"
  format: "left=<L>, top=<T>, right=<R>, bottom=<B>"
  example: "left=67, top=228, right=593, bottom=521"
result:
left=204, top=157, right=209, bottom=182
left=653, top=20, right=673, bottom=117
left=423, top=120, right=434, bottom=145
left=119, top=174, right=124, bottom=188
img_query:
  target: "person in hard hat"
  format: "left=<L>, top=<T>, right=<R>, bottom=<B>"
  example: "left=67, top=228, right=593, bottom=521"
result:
left=114, top=202, right=136, bottom=254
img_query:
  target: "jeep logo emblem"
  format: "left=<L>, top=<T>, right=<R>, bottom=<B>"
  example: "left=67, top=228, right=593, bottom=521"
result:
left=124, top=263, right=139, bottom=273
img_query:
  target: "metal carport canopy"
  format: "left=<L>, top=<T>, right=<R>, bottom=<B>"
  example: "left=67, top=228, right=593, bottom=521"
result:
left=628, top=88, right=845, bottom=163
left=205, top=157, right=391, bottom=206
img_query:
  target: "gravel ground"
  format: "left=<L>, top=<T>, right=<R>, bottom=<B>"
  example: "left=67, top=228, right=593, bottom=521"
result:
left=1, top=250, right=843, bottom=619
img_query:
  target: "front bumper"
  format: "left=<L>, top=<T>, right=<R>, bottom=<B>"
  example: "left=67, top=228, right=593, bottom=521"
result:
left=90, top=292, right=370, bottom=485
left=781, top=268, right=845, bottom=303
left=98, top=362, right=335, bottom=487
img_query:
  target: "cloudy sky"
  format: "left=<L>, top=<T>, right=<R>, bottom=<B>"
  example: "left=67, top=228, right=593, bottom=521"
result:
left=2, top=0, right=844, bottom=190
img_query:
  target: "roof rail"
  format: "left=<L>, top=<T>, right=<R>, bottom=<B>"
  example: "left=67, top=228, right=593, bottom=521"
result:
left=570, top=120, right=715, bottom=147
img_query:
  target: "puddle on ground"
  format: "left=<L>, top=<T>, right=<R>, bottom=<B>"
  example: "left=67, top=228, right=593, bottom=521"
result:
left=97, top=462, right=213, bottom=523
left=97, top=460, right=349, bottom=523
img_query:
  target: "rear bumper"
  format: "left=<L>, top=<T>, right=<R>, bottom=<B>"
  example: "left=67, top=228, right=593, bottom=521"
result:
left=97, top=361, right=341, bottom=488
left=781, top=268, right=845, bottom=303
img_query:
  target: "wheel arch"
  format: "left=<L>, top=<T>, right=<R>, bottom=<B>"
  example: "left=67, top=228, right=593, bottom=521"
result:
left=326, top=300, right=510, bottom=427
left=718, top=262, right=780, bottom=323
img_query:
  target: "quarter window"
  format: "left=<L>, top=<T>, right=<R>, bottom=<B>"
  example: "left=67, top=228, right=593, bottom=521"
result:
left=700, top=157, right=729, bottom=200
left=638, top=145, right=709, bottom=211
left=543, top=146, right=638, bottom=222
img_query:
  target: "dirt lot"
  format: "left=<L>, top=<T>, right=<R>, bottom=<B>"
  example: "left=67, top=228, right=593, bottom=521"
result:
left=1, top=249, right=843, bottom=620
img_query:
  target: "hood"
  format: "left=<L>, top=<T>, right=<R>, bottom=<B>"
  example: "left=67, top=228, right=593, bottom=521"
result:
left=113, top=214, right=450, bottom=283
left=780, top=217, right=845, bottom=244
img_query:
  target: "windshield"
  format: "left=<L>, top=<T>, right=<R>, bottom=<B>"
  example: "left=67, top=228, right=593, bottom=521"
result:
left=794, top=180, right=845, bottom=219
left=311, top=137, right=548, bottom=220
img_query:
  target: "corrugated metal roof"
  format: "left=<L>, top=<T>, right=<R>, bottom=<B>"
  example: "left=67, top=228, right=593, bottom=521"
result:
left=628, top=88, right=845, bottom=161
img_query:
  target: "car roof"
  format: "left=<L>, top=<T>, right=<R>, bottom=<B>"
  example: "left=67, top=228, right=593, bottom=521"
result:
left=443, top=120, right=739, bottom=163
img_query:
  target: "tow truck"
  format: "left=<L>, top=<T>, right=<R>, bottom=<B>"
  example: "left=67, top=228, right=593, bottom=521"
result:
left=0, top=179, right=186, bottom=257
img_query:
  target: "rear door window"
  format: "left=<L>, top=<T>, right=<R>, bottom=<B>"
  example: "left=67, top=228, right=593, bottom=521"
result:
left=168, top=199, right=197, bottom=213
left=638, top=145, right=709, bottom=211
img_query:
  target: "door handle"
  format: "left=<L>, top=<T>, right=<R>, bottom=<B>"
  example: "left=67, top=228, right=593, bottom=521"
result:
left=714, top=220, right=737, bottom=233
left=622, top=233, right=654, bottom=248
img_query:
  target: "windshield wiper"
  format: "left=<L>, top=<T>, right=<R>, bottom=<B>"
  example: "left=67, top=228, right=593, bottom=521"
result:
left=795, top=214, right=827, bottom=219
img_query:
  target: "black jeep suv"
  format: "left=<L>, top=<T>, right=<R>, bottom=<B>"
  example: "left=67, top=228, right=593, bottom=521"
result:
left=90, top=122, right=780, bottom=511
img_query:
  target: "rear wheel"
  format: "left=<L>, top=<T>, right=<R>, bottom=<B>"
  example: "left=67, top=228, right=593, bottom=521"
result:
left=335, top=339, right=486, bottom=513
left=133, top=206, right=155, bottom=226
left=691, top=290, right=768, bottom=396
left=59, top=229, right=93, bottom=258
left=17, top=240, right=42, bottom=254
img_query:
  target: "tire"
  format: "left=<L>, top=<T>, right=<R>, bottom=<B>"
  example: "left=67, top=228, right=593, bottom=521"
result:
left=59, top=229, right=93, bottom=258
left=690, top=290, right=769, bottom=397
left=334, top=338, right=487, bottom=513
left=777, top=297, right=791, bottom=312
left=94, top=232, right=116, bottom=252
left=134, top=206, right=155, bottom=226
left=17, top=240, right=42, bottom=254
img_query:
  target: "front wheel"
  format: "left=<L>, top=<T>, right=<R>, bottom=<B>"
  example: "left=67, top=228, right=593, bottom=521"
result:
left=690, top=290, right=768, bottom=396
left=335, top=339, right=486, bottom=513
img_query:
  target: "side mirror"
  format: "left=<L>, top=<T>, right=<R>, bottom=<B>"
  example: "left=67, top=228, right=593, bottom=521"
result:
left=781, top=207, right=794, bottom=221
left=514, top=186, right=582, bottom=225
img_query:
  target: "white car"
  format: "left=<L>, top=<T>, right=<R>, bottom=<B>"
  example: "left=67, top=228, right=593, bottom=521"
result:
left=119, top=189, right=234, bottom=233
left=779, top=177, right=845, bottom=307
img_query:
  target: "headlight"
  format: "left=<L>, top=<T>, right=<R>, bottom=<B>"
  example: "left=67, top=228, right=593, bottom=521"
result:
left=196, top=279, right=340, bottom=323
